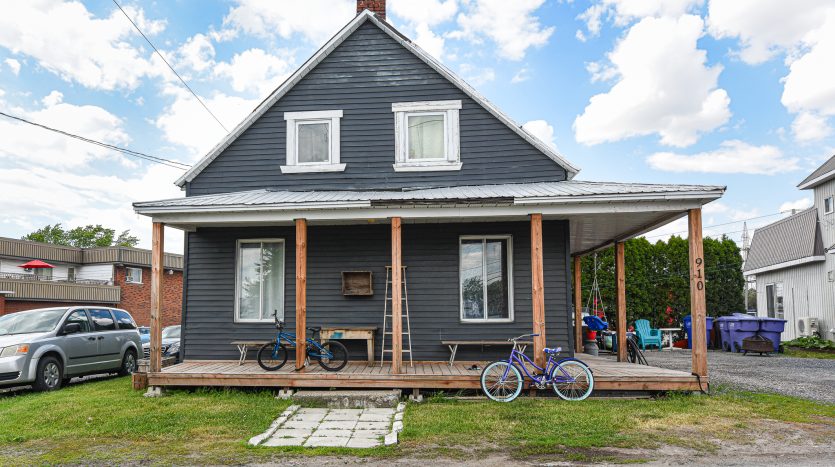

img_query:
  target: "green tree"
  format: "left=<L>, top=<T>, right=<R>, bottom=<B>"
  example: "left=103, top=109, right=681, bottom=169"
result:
left=23, top=224, right=139, bottom=248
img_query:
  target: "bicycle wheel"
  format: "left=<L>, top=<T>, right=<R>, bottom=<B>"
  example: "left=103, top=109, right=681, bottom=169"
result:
left=257, top=342, right=288, bottom=371
left=480, top=361, right=523, bottom=402
left=316, top=340, right=348, bottom=371
left=551, top=360, right=594, bottom=401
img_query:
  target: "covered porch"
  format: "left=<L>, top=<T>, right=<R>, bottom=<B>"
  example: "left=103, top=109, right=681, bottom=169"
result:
left=135, top=181, right=722, bottom=393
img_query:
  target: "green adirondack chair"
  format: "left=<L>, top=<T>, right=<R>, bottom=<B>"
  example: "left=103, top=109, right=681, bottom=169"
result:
left=634, top=319, right=662, bottom=350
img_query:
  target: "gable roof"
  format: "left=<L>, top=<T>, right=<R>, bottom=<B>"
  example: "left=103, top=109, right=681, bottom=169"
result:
left=798, top=154, right=835, bottom=189
left=743, top=207, right=824, bottom=274
left=174, top=11, right=579, bottom=188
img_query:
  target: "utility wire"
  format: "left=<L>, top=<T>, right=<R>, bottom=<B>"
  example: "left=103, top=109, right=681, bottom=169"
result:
left=0, top=110, right=190, bottom=170
left=644, top=211, right=784, bottom=239
left=112, top=0, right=229, bottom=133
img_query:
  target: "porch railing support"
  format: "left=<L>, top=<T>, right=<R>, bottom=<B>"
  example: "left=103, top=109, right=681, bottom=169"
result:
left=150, top=221, right=164, bottom=373
left=573, top=255, right=583, bottom=354
left=688, top=208, right=708, bottom=378
left=530, top=214, right=546, bottom=368
left=295, top=218, right=308, bottom=371
left=615, top=241, right=627, bottom=362
left=390, top=217, right=403, bottom=374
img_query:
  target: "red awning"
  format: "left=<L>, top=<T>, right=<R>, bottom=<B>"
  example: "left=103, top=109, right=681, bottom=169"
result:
left=18, top=259, right=55, bottom=269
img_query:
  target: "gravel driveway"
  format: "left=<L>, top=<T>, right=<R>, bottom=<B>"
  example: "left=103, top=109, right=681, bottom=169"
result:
left=642, top=350, right=835, bottom=404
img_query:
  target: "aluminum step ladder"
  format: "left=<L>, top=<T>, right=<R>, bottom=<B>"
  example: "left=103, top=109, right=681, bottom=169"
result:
left=380, top=265, right=413, bottom=367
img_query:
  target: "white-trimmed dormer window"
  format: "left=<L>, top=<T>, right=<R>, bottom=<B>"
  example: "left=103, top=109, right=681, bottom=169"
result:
left=392, top=100, right=461, bottom=172
left=281, top=110, right=345, bottom=173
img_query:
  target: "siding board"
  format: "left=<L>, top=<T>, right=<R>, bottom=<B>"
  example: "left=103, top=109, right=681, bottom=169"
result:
left=182, top=221, right=570, bottom=361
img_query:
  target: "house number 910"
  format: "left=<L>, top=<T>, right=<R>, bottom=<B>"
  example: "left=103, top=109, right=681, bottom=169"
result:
left=694, top=257, right=704, bottom=290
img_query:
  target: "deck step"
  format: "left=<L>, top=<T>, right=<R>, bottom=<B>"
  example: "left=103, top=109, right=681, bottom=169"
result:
left=291, top=389, right=402, bottom=408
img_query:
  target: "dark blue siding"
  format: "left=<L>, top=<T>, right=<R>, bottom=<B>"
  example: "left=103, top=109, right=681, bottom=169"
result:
left=182, top=221, right=571, bottom=361
left=188, top=21, right=567, bottom=195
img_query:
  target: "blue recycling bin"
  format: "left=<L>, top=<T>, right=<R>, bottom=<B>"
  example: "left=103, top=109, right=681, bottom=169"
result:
left=727, top=315, right=758, bottom=352
left=757, top=317, right=787, bottom=352
left=683, top=315, right=714, bottom=349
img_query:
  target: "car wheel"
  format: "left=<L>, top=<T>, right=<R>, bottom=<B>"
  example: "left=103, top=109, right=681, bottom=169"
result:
left=33, top=356, right=63, bottom=392
left=118, top=349, right=138, bottom=376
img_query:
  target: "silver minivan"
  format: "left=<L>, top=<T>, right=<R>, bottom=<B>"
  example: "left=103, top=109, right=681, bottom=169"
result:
left=0, top=306, right=142, bottom=391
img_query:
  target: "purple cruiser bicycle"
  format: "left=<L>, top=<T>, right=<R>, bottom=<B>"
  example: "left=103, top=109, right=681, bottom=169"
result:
left=480, top=333, right=594, bottom=402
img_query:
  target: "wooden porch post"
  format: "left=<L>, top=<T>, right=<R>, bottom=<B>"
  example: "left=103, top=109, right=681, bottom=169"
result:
left=573, top=255, right=583, bottom=354
left=390, top=217, right=403, bottom=374
left=688, top=208, right=708, bottom=377
left=295, top=219, right=307, bottom=371
left=615, top=241, right=627, bottom=362
left=150, top=222, right=164, bottom=373
left=530, top=214, right=546, bottom=368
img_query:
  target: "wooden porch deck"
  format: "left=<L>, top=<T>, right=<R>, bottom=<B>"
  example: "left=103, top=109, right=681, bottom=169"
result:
left=147, top=355, right=705, bottom=392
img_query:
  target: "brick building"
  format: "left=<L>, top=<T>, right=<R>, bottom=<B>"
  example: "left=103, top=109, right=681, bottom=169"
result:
left=0, top=236, right=183, bottom=327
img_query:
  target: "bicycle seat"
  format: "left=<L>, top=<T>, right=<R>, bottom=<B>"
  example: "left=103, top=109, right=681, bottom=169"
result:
left=544, top=347, right=562, bottom=354
left=306, top=326, right=321, bottom=333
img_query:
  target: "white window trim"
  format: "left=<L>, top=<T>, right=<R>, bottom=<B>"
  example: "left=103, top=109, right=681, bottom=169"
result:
left=393, top=100, right=461, bottom=171
left=825, top=196, right=833, bottom=214
left=125, top=267, right=143, bottom=284
left=281, top=110, right=345, bottom=173
left=459, top=235, right=514, bottom=323
left=234, top=238, right=286, bottom=323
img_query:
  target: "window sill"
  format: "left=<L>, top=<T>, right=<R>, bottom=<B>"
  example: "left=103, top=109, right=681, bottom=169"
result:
left=460, top=318, right=514, bottom=324
left=280, top=163, right=346, bottom=174
left=392, top=161, right=462, bottom=172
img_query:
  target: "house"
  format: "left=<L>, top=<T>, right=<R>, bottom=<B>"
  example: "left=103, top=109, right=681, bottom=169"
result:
left=743, top=155, right=835, bottom=341
left=0, top=236, right=183, bottom=327
left=133, top=1, right=721, bottom=392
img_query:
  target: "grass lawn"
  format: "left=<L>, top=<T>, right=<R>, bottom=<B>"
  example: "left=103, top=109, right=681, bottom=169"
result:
left=783, top=348, right=835, bottom=359
left=0, top=377, right=833, bottom=465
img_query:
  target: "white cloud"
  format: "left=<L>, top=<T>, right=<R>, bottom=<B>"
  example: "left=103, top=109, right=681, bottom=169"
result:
left=155, top=85, right=256, bottom=157
left=522, top=120, right=558, bottom=150
left=792, top=112, right=833, bottom=143
left=412, top=23, right=446, bottom=59
left=0, top=164, right=185, bottom=253
left=779, top=197, right=813, bottom=213
left=707, top=0, right=832, bottom=65
left=646, top=140, right=799, bottom=175
left=573, top=15, right=730, bottom=147
left=223, top=0, right=355, bottom=44
left=213, top=48, right=294, bottom=97
left=0, top=90, right=131, bottom=168
left=579, top=0, right=702, bottom=36
left=390, top=0, right=458, bottom=26
left=0, top=1, right=165, bottom=91
left=4, top=58, right=20, bottom=75
left=176, top=33, right=216, bottom=73
left=511, top=66, right=531, bottom=84
left=458, top=63, right=495, bottom=86
left=453, top=0, right=555, bottom=61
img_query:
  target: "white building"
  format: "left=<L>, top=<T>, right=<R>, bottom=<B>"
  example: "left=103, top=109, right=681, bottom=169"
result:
left=743, top=155, right=835, bottom=341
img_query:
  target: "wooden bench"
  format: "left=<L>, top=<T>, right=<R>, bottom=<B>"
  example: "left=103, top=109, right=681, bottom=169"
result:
left=320, top=327, right=377, bottom=364
left=441, top=340, right=533, bottom=365
left=230, top=340, right=271, bottom=365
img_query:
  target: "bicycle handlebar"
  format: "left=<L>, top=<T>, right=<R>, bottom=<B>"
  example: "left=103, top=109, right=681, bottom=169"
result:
left=508, top=333, right=539, bottom=342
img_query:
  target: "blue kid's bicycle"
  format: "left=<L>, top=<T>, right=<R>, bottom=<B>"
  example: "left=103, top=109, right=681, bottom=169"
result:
left=480, top=333, right=594, bottom=402
left=257, top=316, right=349, bottom=371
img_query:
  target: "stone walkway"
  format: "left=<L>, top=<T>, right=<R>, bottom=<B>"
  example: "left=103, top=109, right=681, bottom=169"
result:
left=249, top=403, right=405, bottom=448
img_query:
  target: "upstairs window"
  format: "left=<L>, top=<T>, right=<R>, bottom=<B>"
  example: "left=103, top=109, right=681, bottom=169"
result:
left=392, top=100, right=461, bottom=171
left=825, top=196, right=833, bottom=214
left=125, top=267, right=142, bottom=284
left=281, top=110, right=345, bottom=173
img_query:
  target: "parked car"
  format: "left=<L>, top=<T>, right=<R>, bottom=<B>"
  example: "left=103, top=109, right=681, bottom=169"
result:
left=0, top=306, right=142, bottom=391
left=142, top=325, right=181, bottom=362
left=138, top=326, right=150, bottom=344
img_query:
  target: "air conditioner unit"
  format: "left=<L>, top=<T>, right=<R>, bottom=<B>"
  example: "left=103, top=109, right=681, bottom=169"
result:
left=797, top=317, right=820, bottom=337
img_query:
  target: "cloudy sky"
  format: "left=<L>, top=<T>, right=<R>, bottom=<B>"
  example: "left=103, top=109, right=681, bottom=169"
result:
left=1, top=0, right=834, bottom=253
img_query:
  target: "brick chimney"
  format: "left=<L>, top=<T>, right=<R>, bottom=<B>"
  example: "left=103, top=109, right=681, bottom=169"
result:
left=357, top=0, right=386, bottom=20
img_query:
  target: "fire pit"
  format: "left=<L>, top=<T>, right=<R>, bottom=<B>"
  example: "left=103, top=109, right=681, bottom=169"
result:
left=741, top=335, right=774, bottom=356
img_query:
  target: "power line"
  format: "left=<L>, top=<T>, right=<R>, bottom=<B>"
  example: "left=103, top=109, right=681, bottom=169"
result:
left=0, top=110, right=190, bottom=170
left=644, top=211, right=784, bottom=239
left=112, top=0, right=229, bottom=133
